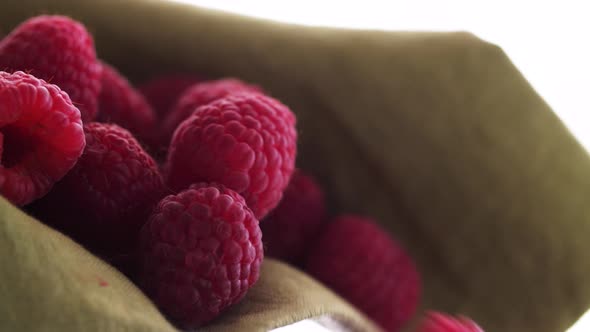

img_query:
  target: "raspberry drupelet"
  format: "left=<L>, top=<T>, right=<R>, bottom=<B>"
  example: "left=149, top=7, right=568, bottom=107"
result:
left=138, top=183, right=263, bottom=328
left=414, top=312, right=484, bottom=332
left=306, top=215, right=421, bottom=332
left=166, top=92, right=297, bottom=219
left=29, top=123, right=164, bottom=256
left=160, top=78, right=261, bottom=145
left=97, top=62, right=157, bottom=148
left=261, top=170, right=326, bottom=264
left=0, top=15, right=102, bottom=121
left=0, top=71, right=85, bottom=206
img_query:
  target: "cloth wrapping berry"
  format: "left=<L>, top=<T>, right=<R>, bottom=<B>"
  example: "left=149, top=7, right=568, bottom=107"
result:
left=1, top=1, right=589, bottom=332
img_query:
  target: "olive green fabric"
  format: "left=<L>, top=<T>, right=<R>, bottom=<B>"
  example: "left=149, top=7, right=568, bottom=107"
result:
left=1, top=1, right=590, bottom=331
left=0, top=196, right=378, bottom=332
left=0, top=197, right=177, bottom=332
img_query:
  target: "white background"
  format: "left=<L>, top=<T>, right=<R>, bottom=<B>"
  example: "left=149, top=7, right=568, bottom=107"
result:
left=168, top=1, right=590, bottom=331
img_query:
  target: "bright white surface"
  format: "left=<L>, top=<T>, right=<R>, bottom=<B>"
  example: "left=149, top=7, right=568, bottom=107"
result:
left=168, top=1, right=590, bottom=331
left=269, top=320, right=334, bottom=332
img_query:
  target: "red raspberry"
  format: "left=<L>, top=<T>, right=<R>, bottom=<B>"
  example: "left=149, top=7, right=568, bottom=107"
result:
left=97, top=62, right=157, bottom=148
left=305, top=215, right=421, bottom=332
left=29, top=123, right=164, bottom=256
left=166, top=93, right=297, bottom=219
left=0, top=71, right=85, bottom=206
left=0, top=15, right=101, bottom=121
left=261, top=170, right=326, bottom=264
left=414, top=312, right=484, bottom=332
left=138, top=74, right=202, bottom=118
left=160, top=78, right=261, bottom=146
left=139, top=183, right=263, bottom=328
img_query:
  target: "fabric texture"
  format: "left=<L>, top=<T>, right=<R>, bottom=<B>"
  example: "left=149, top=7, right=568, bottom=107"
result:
left=0, top=196, right=378, bottom=332
left=1, top=1, right=590, bottom=331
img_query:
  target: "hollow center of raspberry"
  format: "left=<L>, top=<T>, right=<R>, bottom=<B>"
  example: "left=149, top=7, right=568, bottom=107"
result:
left=0, top=125, right=35, bottom=168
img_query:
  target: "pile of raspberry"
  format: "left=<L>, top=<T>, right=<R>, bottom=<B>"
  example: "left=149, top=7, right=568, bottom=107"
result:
left=0, top=15, right=484, bottom=332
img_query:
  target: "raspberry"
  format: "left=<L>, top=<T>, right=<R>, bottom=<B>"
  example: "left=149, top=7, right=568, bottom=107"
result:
left=261, top=170, right=326, bottom=264
left=138, top=183, right=263, bottom=328
left=305, top=215, right=421, bottom=332
left=0, top=71, right=85, bottom=206
left=0, top=15, right=101, bottom=121
left=160, top=78, right=261, bottom=146
left=414, top=312, right=484, bottom=332
left=97, top=62, right=157, bottom=148
left=166, top=93, right=297, bottom=219
left=138, top=74, right=201, bottom=118
left=29, top=123, right=164, bottom=256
